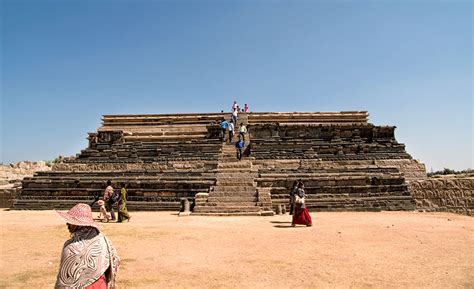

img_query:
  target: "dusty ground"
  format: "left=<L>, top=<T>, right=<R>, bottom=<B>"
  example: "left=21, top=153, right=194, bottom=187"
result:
left=0, top=210, right=473, bottom=288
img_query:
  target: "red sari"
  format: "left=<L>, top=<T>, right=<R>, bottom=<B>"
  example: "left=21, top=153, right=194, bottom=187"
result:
left=86, top=275, right=106, bottom=289
left=292, top=187, right=312, bottom=226
left=292, top=205, right=312, bottom=226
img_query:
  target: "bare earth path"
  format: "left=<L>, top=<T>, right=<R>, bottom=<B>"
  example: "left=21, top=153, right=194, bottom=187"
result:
left=0, top=210, right=473, bottom=288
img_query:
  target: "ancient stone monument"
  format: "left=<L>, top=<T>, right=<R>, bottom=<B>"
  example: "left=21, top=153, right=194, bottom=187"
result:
left=14, top=111, right=427, bottom=215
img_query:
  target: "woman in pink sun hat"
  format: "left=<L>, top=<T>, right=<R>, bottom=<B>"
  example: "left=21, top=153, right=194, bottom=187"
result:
left=55, top=203, right=120, bottom=288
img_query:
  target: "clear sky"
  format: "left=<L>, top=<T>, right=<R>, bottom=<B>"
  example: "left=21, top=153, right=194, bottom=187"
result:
left=1, top=0, right=472, bottom=171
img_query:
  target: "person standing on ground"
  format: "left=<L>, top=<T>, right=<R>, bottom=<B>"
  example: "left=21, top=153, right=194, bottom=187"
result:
left=238, top=123, right=247, bottom=142
left=288, top=180, right=299, bottom=215
left=244, top=103, right=249, bottom=113
left=228, top=120, right=235, bottom=144
left=55, top=203, right=120, bottom=288
left=292, top=182, right=312, bottom=227
left=103, top=180, right=116, bottom=221
left=235, top=137, right=245, bottom=161
left=117, top=182, right=131, bottom=223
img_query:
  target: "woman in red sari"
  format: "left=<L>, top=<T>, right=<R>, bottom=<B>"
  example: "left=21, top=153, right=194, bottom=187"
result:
left=292, top=182, right=312, bottom=227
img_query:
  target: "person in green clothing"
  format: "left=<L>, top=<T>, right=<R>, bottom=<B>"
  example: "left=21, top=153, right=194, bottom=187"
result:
left=117, top=182, right=131, bottom=223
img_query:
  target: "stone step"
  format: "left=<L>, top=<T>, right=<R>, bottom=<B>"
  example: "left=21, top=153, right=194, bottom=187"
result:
left=25, top=171, right=219, bottom=178
left=311, top=195, right=415, bottom=202
left=219, top=157, right=252, bottom=162
left=258, top=173, right=403, bottom=179
left=207, top=201, right=258, bottom=206
left=211, top=186, right=256, bottom=193
left=192, top=212, right=262, bottom=216
left=215, top=179, right=255, bottom=186
left=267, top=184, right=408, bottom=195
left=12, top=199, right=181, bottom=211
left=216, top=168, right=256, bottom=173
left=218, top=162, right=252, bottom=169
left=193, top=206, right=261, bottom=213
left=208, top=196, right=257, bottom=202
left=222, top=148, right=247, bottom=153
left=209, top=192, right=258, bottom=197
left=216, top=172, right=258, bottom=178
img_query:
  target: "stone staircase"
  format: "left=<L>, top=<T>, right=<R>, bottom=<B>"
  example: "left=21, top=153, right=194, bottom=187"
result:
left=193, top=113, right=274, bottom=216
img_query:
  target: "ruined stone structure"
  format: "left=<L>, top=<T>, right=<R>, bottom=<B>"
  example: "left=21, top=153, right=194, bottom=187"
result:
left=0, top=162, right=51, bottom=208
left=408, top=175, right=473, bottom=216
left=15, top=111, right=427, bottom=215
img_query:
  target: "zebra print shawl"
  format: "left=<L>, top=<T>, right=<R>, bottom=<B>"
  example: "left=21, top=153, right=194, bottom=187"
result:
left=55, top=226, right=120, bottom=288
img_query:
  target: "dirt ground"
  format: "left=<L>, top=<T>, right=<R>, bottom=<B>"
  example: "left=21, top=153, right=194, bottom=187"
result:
left=0, top=210, right=473, bottom=289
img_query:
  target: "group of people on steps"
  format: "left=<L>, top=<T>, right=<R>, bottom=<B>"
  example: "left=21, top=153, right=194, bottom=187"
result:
left=220, top=100, right=248, bottom=160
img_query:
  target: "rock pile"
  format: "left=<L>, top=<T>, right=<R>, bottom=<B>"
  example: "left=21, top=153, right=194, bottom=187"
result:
left=0, top=161, right=51, bottom=207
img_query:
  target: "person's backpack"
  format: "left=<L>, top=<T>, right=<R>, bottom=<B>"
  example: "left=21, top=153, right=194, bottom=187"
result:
left=110, top=191, right=119, bottom=204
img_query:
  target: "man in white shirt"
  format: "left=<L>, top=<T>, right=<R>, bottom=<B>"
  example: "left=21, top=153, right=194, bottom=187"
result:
left=232, top=109, right=238, bottom=124
left=232, top=100, right=238, bottom=112
left=239, top=123, right=247, bottom=141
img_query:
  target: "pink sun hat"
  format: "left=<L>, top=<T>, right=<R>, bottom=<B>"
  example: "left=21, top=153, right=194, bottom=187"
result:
left=56, top=203, right=100, bottom=230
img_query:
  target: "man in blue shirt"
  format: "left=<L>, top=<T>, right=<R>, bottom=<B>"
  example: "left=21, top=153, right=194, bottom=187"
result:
left=235, top=137, right=245, bottom=160
left=219, top=119, right=229, bottom=142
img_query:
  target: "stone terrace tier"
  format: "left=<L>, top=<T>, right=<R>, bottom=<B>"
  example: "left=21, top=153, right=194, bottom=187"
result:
left=255, top=161, right=415, bottom=211
left=16, top=168, right=217, bottom=210
left=98, top=113, right=227, bottom=141
left=14, top=111, right=425, bottom=213
left=249, top=123, right=411, bottom=160
left=247, top=111, right=369, bottom=125
left=72, top=140, right=223, bottom=163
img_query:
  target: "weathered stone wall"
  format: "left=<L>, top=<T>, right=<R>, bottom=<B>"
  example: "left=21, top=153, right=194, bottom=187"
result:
left=0, top=188, right=20, bottom=208
left=0, top=162, right=51, bottom=207
left=0, top=161, right=51, bottom=185
left=408, top=175, right=473, bottom=216
left=375, top=159, right=427, bottom=181
left=53, top=161, right=216, bottom=172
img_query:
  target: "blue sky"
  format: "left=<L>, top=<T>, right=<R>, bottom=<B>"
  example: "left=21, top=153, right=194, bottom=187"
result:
left=1, top=0, right=472, bottom=171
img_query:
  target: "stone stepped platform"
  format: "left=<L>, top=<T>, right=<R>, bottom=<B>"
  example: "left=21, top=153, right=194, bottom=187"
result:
left=14, top=111, right=424, bottom=213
